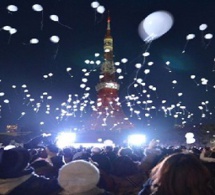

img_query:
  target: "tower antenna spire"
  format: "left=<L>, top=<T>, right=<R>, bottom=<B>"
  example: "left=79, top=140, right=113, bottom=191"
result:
left=107, top=11, right=111, bottom=30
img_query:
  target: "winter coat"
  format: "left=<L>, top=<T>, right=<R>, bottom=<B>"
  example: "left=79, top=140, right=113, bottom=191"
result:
left=0, top=173, right=61, bottom=195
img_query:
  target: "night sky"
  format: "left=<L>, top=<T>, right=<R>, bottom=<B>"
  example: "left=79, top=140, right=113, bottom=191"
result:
left=0, top=0, right=215, bottom=135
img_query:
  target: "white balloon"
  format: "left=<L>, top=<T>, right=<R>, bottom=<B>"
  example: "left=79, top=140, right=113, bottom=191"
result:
left=142, top=52, right=150, bottom=57
left=199, top=24, right=207, bottom=31
left=116, top=68, right=122, bottom=73
left=91, top=1, right=100, bottom=9
left=204, top=33, right=213, bottom=39
left=30, top=38, right=39, bottom=44
left=9, top=28, right=17, bottom=34
left=96, top=5, right=105, bottom=14
left=186, top=34, right=195, bottom=40
left=66, top=67, right=72, bottom=72
left=135, top=63, right=142, bottom=69
left=4, top=99, right=9, bottom=103
left=190, top=75, right=196, bottom=79
left=148, top=62, right=154, bottom=66
left=144, top=69, right=150, bottom=74
left=32, top=4, right=43, bottom=12
left=2, top=26, right=11, bottom=31
left=7, top=5, right=18, bottom=12
left=121, top=58, right=128, bottom=63
left=50, top=15, right=59, bottom=22
left=50, top=35, right=60, bottom=43
left=139, top=10, right=174, bottom=42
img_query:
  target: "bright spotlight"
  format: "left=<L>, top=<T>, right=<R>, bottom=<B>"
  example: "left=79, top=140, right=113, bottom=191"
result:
left=104, top=139, right=114, bottom=146
left=128, top=134, right=146, bottom=146
left=56, top=132, right=76, bottom=149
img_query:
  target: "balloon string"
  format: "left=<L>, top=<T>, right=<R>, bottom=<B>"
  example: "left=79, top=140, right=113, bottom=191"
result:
left=58, top=22, right=72, bottom=30
left=7, top=34, right=11, bottom=44
left=205, top=40, right=211, bottom=49
left=53, top=44, right=59, bottom=59
left=94, top=10, right=97, bottom=24
left=182, top=40, right=188, bottom=53
left=41, top=11, right=44, bottom=30
left=213, top=61, right=215, bottom=72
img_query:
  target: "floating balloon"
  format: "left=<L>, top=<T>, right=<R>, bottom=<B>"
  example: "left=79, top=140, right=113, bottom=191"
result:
left=66, top=67, right=72, bottom=72
left=186, top=34, right=195, bottom=40
left=182, top=34, right=196, bottom=53
left=50, top=15, right=59, bottom=22
left=142, top=52, right=150, bottom=57
left=190, top=75, right=196, bottom=79
left=49, top=15, right=72, bottom=30
left=139, top=10, right=174, bottom=42
left=96, top=5, right=105, bottom=14
left=30, top=38, right=39, bottom=44
left=121, top=58, right=128, bottom=63
left=91, top=1, right=100, bottom=9
left=32, top=4, right=43, bottom=12
left=204, top=33, right=213, bottom=39
left=4, top=99, right=9, bottom=103
left=148, top=62, right=154, bottom=66
left=50, top=35, right=60, bottom=43
left=7, top=5, right=18, bottom=12
left=135, top=63, right=142, bottom=69
left=144, top=69, right=150, bottom=74
left=9, top=28, right=17, bottom=34
left=116, top=68, right=122, bottom=74
left=2, top=26, right=11, bottom=31
left=199, top=24, right=207, bottom=31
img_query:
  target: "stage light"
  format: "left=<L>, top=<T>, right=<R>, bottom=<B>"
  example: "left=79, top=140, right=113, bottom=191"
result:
left=128, top=134, right=146, bottom=146
left=103, top=139, right=114, bottom=146
left=4, top=145, right=16, bottom=150
left=56, top=132, right=76, bottom=149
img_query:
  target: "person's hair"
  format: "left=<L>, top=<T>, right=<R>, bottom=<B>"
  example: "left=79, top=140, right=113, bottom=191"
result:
left=117, top=147, right=132, bottom=157
left=150, top=152, right=213, bottom=195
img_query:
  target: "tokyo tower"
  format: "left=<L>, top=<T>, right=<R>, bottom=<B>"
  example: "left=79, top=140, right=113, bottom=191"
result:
left=88, top=14, right=134, bottom=132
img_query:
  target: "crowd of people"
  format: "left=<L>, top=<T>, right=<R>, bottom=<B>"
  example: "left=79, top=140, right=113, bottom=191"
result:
left=0, top=134, right=215, bottom=195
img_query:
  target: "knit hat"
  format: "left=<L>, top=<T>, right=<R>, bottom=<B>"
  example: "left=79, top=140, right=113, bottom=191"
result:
left=0, top=147, right=31, bottom=178
left=58, top=160, right=100, bottom=194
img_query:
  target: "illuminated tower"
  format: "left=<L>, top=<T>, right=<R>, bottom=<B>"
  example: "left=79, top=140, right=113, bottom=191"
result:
left=89, top=15, right=133, bottom=131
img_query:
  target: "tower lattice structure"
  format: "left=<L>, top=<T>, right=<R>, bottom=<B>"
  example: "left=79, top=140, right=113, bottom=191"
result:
left=88, top=15, right=133, bottom=131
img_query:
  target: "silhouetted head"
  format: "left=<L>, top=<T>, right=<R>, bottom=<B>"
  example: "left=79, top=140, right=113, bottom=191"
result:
left=150, top=153, right=213, bottom=195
